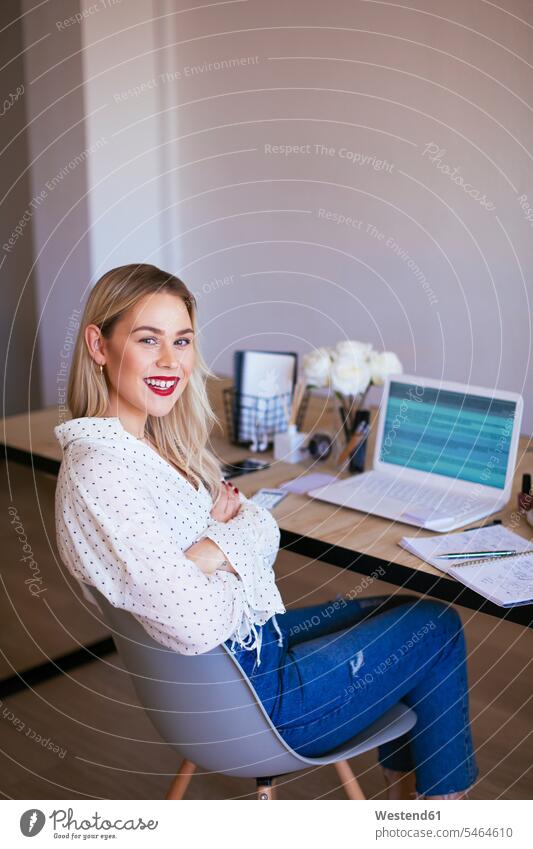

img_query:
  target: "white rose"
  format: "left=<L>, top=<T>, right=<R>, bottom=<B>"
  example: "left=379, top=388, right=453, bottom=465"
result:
left=331, top=356, right=371, bottom=396
left=335, top=340, right=374, bottom=363
left=369, top=351, right=403, bottom=385
left=302, top=347, right=332, bottom=388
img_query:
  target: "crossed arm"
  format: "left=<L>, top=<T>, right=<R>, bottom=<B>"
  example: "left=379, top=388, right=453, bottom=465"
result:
left=184, top=480, right=241, bottom=576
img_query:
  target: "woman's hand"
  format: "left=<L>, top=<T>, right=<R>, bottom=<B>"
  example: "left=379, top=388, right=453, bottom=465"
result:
left=185, top=537, right=237, bottom=576
left=210, top=480, right=242, bottom=523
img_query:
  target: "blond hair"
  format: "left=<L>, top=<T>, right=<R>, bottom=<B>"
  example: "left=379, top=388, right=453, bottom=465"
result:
left=68, top=263, right=224, bottom=500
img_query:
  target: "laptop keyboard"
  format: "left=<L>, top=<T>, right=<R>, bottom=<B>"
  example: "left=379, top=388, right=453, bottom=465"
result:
left=354, top=475, right=479, bottom=515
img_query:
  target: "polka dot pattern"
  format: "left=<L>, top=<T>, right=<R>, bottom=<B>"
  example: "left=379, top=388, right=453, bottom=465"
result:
left=54, top=416, right=286, bottom=659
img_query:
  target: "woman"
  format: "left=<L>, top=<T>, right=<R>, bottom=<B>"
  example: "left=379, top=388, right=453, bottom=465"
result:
left=55, top=263, right=478, bottom=800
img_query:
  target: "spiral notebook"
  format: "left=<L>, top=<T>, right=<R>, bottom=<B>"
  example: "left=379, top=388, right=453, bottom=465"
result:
left=400, top=525, right=533, bottom=607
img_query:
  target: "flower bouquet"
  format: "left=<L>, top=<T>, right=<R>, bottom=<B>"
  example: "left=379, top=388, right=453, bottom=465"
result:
left=302, top=341, right=403, bottom=470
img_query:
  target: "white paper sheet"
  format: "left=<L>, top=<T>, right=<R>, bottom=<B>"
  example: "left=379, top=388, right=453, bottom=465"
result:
left=280, top=473, right=337, bottom=494
left=400, top=525, right=533, bottom=607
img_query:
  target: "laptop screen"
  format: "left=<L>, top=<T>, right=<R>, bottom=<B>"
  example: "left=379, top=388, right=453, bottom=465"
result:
left=379, top=380, right=517, bottom=489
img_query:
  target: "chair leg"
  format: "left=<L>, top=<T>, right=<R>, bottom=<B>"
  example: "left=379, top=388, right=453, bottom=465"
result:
left=334, top=760, right=366, bottom=800
left=165, top=759, right=197, bottom=800
left=256, top=777, right=275, bottom=799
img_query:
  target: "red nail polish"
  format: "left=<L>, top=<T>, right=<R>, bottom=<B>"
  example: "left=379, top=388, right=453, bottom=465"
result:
left=234, top=487, right=238, bottom=493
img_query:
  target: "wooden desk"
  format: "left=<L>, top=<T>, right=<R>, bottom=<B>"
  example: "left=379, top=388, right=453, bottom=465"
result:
left=2, top=404, right=533, bottom=630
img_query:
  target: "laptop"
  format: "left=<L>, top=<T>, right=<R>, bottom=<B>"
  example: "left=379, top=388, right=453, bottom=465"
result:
left=308, top=375, right=523, bottom=532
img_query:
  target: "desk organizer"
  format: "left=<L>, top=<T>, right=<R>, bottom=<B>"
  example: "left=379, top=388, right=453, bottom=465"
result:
left=273, top=424, right=309, bottom=463
left=223, top=386, right=310, bottom=447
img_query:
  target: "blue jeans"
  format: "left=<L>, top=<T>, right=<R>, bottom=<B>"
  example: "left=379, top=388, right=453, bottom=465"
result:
left=226, top=594, right=479, bottom=796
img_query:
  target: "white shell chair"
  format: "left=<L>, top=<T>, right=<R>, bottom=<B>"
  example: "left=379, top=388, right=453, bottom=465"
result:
left=87, top=586, right=417, bottom=799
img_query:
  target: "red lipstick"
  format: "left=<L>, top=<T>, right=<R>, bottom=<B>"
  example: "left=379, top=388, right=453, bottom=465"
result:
left=143, top=376, right=180, bottom=397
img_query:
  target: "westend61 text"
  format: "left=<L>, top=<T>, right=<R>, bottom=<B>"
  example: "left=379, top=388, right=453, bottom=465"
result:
left=375, top=810, right=441, bottom=820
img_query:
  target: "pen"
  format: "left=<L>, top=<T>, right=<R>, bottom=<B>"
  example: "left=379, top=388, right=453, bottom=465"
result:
left=437, top=549, right=533, bottom=561
left=463, top=519, right=502, bottom=533
left=338, top=420, right=367, bottom=466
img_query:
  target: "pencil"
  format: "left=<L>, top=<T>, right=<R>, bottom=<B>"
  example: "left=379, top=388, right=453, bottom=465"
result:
left=289, top=379, right=306, bottom=426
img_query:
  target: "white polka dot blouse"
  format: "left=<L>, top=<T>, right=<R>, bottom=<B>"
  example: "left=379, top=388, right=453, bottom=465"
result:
left=54, top=416, right=286, bottom=665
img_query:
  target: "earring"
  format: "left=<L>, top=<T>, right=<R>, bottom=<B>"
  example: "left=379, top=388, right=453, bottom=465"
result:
left=99, top=365, right=103, bottom=374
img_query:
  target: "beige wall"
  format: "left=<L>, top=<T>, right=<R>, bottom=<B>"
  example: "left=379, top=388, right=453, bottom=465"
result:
left=15, top=0, right=533, bottom=432
left=1, top=0, right=40, bottom=414
left=21, top=0, right=92, bottom=412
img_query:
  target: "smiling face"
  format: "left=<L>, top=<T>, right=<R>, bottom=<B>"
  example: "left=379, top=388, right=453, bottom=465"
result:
left=85, top=291, right=196, bottom=436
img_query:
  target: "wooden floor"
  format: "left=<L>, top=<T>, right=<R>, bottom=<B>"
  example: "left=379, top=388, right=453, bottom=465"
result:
left=1, top=460, right=531, bottom=800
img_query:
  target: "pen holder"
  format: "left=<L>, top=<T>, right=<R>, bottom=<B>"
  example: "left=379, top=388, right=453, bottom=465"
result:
left=274, top=424, right=309, bottom=463
left=348, top=409, right=370, bottom=474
